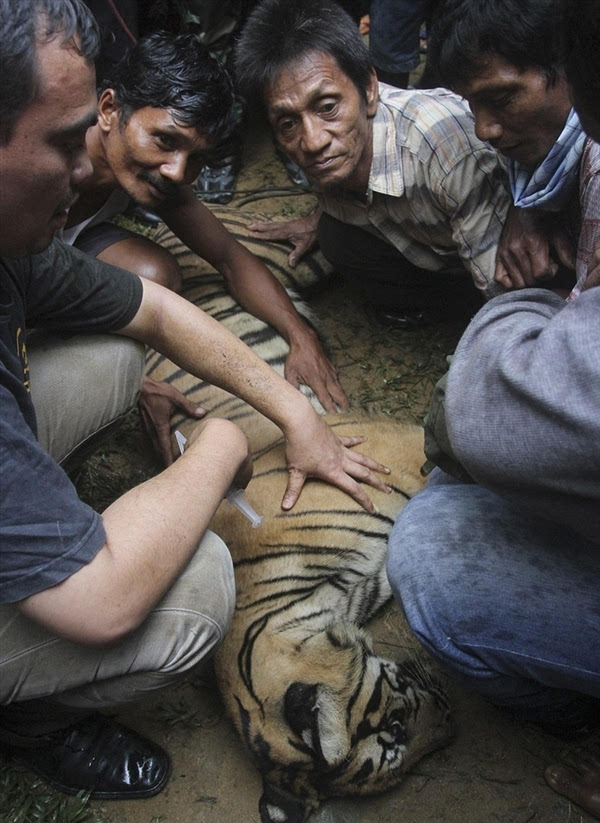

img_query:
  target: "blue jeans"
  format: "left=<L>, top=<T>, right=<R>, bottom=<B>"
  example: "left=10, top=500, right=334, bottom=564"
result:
left=369, top=0, right=431, bottom=74
left=387, top=469, right=600, bottom=711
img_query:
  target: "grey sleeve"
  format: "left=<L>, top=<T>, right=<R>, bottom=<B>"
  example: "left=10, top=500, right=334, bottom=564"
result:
left=445, top=288, right=600, bottom=542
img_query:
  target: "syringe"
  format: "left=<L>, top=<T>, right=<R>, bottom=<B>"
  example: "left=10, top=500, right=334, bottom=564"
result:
left=174, top=430, right=263, bottom=528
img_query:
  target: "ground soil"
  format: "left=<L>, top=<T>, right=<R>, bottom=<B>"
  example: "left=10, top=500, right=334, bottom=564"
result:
left=3, top=114, right=594, bottom=823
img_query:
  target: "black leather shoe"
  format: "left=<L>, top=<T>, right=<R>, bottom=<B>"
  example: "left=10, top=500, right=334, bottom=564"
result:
left=4, top=713, right=170, bottom=799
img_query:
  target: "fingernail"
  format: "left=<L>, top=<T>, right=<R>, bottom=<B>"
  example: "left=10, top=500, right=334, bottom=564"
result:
left=195, top=406, right=203, bottom=415
left=384, top=467, right=391, bottom=473
left=386, top=486, right=393, bottom=493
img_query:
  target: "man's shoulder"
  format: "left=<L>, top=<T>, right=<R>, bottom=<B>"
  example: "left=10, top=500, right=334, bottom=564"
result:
left=378, top=85, right=473, bottom=129
left=377, top=85, right=489, bottom=164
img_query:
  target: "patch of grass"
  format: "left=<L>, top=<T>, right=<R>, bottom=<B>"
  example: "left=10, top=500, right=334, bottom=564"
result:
left=0, top=760, right=104, bottom=823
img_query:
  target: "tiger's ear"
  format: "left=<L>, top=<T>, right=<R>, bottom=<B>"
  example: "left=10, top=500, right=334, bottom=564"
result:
left=284, top=681, right=351, bottom=767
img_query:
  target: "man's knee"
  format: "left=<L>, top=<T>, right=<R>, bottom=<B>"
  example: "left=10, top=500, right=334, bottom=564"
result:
left=98, top=239, right=183, bottom=293
left=148, top=531, right=235, bottom=678
left=135, top=252, right=182, bottom=293
left=28, top=332, right=145, bottom=466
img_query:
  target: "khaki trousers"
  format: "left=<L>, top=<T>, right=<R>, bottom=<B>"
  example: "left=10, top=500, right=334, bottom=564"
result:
left=0, top=333, right=235, bottom=733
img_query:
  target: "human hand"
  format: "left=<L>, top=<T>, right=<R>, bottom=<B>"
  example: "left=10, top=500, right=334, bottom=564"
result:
left=281, top=411, right=391, bottom=512
left=286, top=330, right=349, bottom=413
left=139, top=377, right=207, bottom=467
left=495, top=206, right=575, bottom=289
left=248, top=212, right=320, bottom=268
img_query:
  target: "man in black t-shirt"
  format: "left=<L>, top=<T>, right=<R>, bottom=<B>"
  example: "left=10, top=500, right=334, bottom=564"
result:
left=0, top=0, right=390, bottom=800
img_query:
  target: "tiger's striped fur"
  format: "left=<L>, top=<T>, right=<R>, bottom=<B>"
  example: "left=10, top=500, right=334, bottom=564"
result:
left=146, top=213, right=452, bottom=820
left=146, top=207, right=332, bottom=456
left=211, top=414, right=452, bottom=821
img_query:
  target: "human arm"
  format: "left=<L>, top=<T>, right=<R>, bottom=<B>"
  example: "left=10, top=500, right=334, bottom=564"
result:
left=120, top=277, right=389, bottom=510
left=247, top=207, right=322, bottom=268
left=18, top=417, right=252, bottom=644
left=494, top=205, right=576, bottom=290
left=159, top=192, right=346, bottom=411
left=440, top=148, right=512, bottom=298
left=443, top=289, right=600, bottom=541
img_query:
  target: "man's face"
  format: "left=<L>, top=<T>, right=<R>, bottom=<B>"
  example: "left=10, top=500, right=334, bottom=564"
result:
left=0, top=36, right=97, bottom=257
left=97, top=94, right=212, bottom=209
left=265, top=52, right=379, bottom=194
left=455, top=55, right=572, bottom=166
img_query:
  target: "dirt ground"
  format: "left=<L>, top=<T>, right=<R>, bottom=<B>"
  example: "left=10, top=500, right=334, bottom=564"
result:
left=2, top=113, right=594, bottom=823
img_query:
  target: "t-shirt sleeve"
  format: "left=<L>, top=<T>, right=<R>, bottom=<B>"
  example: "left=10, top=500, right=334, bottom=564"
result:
left=23, top=239, right=143, bottom=333
left=0, top=385, right=107, bottom=603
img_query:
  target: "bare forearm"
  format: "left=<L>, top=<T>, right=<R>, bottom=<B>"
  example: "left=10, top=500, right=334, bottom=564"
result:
left=19, top=420, right=248, bottom=644
left=220, top=244, right=317, bottom=346
left=124, top=279, right=313, bottom=432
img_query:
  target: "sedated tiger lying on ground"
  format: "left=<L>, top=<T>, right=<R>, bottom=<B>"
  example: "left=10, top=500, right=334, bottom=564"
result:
left=147, top=207, right=453, bottom=822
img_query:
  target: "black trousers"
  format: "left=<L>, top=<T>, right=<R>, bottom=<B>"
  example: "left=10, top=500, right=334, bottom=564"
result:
left=317, top=212, right=481, bottom=318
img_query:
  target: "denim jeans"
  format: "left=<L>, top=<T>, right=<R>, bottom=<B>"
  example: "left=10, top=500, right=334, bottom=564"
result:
left=387, top=469, right=600, bottom=710
left=369, top=0, right=432, bottom=74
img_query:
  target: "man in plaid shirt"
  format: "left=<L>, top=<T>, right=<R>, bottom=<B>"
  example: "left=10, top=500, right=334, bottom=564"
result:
left=236, top=0, right=512, bottom=327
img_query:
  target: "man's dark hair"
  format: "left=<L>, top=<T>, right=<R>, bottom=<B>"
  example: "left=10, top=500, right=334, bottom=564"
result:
left=562, top=0, right=600, bottom=123
left=0, top=0, right=99, bottom=145
left=101, top=32, right=235, bottom=142
left=429, top=0, right=562, bottom=90
left=234, top=0, right=373, bottom=107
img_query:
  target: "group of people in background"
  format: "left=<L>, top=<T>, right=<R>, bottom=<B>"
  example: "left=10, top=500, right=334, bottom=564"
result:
left=0, top=0, right=598, bottom=817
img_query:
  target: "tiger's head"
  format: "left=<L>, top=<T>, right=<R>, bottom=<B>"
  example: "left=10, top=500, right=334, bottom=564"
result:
left=229, top=619, right=452, bottom=823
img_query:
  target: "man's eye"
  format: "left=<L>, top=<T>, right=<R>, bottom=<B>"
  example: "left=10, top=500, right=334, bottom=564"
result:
left=278, top=120, right=295, bottom=136
left=490, top=94, right=513, bottom=109
left=157, top=134, right=176, bottom=149
left=320, top=102, right=337, bottom=115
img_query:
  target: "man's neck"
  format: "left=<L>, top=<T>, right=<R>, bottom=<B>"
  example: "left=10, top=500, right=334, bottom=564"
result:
left=82, top=125, right=119, bottom=192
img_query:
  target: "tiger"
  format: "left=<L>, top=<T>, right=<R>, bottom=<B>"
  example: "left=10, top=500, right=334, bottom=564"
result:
left=146, top=207, right=453, bottom=821
left=210, top=413, right=452, bottom=823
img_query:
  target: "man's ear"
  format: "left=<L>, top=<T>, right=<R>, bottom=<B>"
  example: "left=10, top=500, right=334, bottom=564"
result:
left=97, top=88, right=120, bottom=134
left=366, top=68, right=379, bottom=117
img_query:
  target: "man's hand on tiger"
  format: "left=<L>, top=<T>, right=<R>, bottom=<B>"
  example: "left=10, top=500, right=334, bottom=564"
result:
left=139, top=377, right=207, bottom=467
left=281, top=412, right=392, bottom=512
left=286, top=329, right=349, bottom=413
left=248, top=211, right=320, bottom=268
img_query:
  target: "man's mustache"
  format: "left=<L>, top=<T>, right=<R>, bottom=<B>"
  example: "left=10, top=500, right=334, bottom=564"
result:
left=138, top=171, right=179, bottom=199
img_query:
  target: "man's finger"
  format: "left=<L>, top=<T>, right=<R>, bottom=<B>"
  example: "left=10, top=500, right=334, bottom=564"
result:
left=156, top=424, right=174, bottom=467
left=328, top=377, right=350, bottom=410
left=281, top=468, right=306, bottom=510
left=494, top=261, right=514, bottom=290
left=553, top=232, right=576, bottom=270
left=346, top=449, right=390, bottom=475
left=313, top=381, right=338, bottom=413
left=175, top=396, right=207, bottom=418
left=331, top=474, right=376, bottom=513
